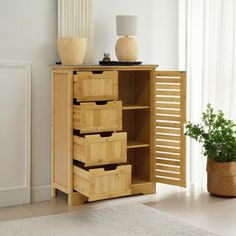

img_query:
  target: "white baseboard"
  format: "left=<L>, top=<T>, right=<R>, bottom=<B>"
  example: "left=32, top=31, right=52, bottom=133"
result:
left=0, top=186, right=30, bottom=208
left=31, top=185, right=51, bottom=203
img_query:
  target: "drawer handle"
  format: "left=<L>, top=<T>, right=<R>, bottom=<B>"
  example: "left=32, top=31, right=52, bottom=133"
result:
left=95, top=101, right=108, bottom=105
left=92, top=71, right=104, bottom=74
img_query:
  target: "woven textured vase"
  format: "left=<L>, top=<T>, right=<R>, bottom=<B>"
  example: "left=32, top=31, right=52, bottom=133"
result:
left=115, top=36, right=138, bottom=62
left=57, top=37, right=87, bottom=65
left=207, top=158, right=236, bottom=197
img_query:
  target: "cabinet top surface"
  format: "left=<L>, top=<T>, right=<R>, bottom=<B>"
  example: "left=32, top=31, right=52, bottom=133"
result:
left=51, top=64, right=158, bottom=71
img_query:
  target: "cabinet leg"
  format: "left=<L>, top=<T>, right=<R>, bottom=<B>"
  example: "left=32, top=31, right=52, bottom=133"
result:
left=51, top=187, right=57, bottom=197
left=131, top=182, right=156, bottom=195
left=68, top=192, right=88, bottom=206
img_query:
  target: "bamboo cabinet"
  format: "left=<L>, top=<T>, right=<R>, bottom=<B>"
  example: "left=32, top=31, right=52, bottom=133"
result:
left=51, top=65, right=186, bottom=205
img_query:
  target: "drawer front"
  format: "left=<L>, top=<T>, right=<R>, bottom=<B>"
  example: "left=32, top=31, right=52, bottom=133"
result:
left=73, top=101, right=122, bottom=133
left=74, top=71, right=118, bottom=101
left=73, top=165, right=131, bottom=202
left=74, top=132, right=127, bottom=166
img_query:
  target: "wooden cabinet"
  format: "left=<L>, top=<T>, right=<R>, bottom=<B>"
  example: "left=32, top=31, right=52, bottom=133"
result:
left=74, top=71, right=118, bottom=101
left=74, top=164, right=131, bottom=202
left=73, top=101, right=122, bottom=133
left=51, top=65, right=187, bottom=205
left=155, top=71, right=186, bottom=186
left=73, top=132, right=127, bottom=166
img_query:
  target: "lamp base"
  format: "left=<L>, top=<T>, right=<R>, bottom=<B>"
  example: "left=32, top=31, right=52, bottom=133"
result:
left=115, top=36, right=138, bottom=62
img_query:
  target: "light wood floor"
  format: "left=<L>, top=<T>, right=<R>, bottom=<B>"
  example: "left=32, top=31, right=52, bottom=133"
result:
left=0, top=184, right=235, bottom=236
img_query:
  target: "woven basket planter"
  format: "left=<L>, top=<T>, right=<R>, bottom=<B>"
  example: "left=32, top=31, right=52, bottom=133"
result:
left=57, top=37, right=87, bottom=65
left=207, top=158, right=236, bottom=197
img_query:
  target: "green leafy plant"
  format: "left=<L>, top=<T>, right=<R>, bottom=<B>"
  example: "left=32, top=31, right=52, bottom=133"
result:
left=185, top=104, right=236, bottom=162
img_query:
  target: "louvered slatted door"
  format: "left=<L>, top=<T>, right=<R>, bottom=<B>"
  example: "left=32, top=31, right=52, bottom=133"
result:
left=154, top=71, right=186, bottom=187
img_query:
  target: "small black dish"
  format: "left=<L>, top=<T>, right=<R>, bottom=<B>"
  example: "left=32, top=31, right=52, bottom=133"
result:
left=99, top=61, right=142, bottom=66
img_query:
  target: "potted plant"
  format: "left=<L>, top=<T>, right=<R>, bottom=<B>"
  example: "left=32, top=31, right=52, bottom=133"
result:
left=185, top=104, right=236, bottom=197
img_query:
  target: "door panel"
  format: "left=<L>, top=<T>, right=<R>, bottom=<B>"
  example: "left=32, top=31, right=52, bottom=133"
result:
left=0, top=61, right=31, bottom=207
left=154, top=71, right=186, bottom=187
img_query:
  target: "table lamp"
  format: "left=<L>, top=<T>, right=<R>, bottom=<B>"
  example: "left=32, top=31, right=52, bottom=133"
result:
left=115, top=15, right=138, bottom=62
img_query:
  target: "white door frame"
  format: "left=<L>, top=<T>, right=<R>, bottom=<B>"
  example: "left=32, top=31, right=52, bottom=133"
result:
left=0, top=60, right=31, bottom=207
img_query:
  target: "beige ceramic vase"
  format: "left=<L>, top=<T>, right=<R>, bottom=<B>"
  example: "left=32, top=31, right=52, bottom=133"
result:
left=115, top=36, right=138, bottom=62
left=207, top=158, right=236, bottom=197
left=57, top=37, right=87, bottom=65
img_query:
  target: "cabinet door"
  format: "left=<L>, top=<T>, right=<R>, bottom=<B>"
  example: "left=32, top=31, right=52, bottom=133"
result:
left=154, top=71, right=186, bottom=187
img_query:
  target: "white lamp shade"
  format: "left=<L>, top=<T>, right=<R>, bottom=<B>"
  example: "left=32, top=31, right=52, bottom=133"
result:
left=116, top=15, right=138, bottom=36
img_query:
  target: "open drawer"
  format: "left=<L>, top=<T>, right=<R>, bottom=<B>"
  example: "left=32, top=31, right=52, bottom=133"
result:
left=74, top=132, right=127, bottom=166
left=73, top=101, right=122, bottom=133
left=74, top=164, right=131, bottom=202
left=74, top=71, right=118, bottom=101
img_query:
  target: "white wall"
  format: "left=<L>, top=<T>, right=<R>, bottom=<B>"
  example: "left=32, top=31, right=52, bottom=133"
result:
left=94, top=0, right=151, bottom=63
left=94, top=0, right=179, bottom=69
left=149, top=0, right=179, bottom=69
left=0, top=0, right=178, bottom=204
left=0, top=0, right=58, bottom=202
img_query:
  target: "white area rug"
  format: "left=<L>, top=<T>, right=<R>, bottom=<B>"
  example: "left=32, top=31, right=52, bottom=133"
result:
left=0, top=203, right=217, bottom=236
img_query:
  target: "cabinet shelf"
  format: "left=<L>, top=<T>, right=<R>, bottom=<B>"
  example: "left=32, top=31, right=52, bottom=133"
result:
left=132, top=176, right=149, bottom=185
left=127, top=140, right=149, bottom=149
left=122, top=105, right=150, bottom=110
left=131, top=177, right=154, bottom=194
